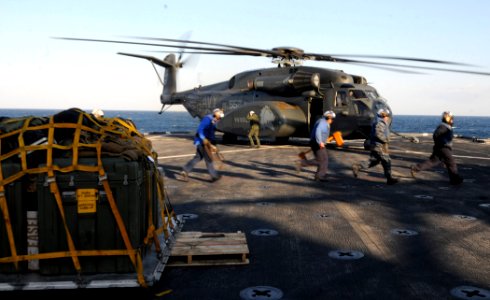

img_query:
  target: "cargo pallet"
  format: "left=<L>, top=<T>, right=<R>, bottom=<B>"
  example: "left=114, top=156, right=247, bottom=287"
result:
left=0, top=109, right=181, bottom=290
left=167, top=231, right=249, bottom=267
left=0, top=216, right=183, bottom=291
left=0, top=185, right=182, bottom=290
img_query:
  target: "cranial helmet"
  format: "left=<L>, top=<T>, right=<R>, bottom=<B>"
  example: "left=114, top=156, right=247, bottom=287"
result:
left=213, top=108, right=224, bottom=118
left=377, top=108, right=390, bottom=118
left=91, top=108, right=104, bottom=118
left=442, top=111, right=454, bottom=123
left=442, top=111, right=453, bottom=118
left=323, top=110, right=336, bottom=119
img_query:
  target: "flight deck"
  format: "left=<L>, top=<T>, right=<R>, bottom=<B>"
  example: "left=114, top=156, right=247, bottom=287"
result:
left=149, top=132, right=489, bottom=300
left=2, top=133, right=489, bottom=299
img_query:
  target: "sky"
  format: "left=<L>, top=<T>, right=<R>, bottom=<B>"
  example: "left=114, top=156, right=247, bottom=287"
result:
left=1, top=0, right=490, bottom=116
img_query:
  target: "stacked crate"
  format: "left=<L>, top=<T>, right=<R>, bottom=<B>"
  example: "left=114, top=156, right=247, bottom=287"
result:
left=0, top=109, right=174, bottom=286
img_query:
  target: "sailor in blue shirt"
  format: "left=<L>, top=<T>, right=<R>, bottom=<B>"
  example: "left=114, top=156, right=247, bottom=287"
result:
left=298, top=110, right=336, bottom=181
left=181, top=108, right=224, bottom=182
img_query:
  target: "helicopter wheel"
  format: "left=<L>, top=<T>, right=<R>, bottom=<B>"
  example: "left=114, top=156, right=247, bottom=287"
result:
left=222, top=133, right=238, bottom=144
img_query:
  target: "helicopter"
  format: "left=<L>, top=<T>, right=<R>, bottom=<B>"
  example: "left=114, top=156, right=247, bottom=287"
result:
left=57, top=36, right=490, bottom=144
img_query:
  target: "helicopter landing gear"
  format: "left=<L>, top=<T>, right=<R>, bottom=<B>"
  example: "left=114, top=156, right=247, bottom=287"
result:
left=158, top=104, right=165, bottom=114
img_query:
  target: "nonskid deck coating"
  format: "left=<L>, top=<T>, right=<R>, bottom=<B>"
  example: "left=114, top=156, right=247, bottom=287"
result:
left=151, top=133, right=489, bottom=300
left=2, top=133, right=489, bottom=299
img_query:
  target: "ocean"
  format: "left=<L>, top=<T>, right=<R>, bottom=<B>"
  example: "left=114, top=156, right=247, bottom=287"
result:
left=1, top=109, right=489, bottom=139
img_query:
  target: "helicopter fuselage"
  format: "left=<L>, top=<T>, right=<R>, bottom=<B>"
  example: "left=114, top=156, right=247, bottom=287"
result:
left=168, top=65, right=392, bottom=141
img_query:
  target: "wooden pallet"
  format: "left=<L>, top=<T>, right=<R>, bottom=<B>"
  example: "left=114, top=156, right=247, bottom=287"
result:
left=167, top=231, right=249, bottom=267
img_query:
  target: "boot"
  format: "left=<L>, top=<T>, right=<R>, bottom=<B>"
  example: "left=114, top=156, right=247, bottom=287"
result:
left=450, top=175, right=463, bottom=185
left=318, top=178, right=329, bottom=182
left=180, top=170, right=189, bottom=182
left=315, top=175, right=329, bottom=182
left=410, top=165, right=417, bottom=178
left=211, top=174, right=222, bottom=182
left=387, top=177, right=399, bottom=185
left=352, top=164, right=360, bottom=178
left=295, top=160, right=302, bottom=173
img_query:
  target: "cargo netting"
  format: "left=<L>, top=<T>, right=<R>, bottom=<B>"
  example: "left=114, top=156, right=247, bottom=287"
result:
left=0, top=108, right=177, bottom=287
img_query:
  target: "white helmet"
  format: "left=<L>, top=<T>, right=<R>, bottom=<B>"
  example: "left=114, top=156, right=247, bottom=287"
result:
left=442, top=111, right=454, bottom=123
left=377, top=108, right=390, bottom=118
left=249, top=110, right=255, bottom=115
left=91, top=108, right=104, bottom=118
left=323, top=110, right=336, bottom=119
left=442, top=111, right=453, bottom=118
left=213, top=108, right=224, bottom=118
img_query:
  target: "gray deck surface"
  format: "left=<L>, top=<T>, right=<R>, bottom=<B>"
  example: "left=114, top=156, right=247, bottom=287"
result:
left=2, top=133, right=489, bottom=299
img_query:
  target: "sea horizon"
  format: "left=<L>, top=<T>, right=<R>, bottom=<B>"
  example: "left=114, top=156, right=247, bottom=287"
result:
left=2, top=108, right=489, bottom=139
left=2, top=107, right=489, bottom=118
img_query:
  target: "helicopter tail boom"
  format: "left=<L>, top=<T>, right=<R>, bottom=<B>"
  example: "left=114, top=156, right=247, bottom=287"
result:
left=160, top=54, right=178, bottom=105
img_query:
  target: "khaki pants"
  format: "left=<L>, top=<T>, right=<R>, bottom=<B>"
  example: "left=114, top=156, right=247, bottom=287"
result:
left=248, top=125, right=260, bottom=146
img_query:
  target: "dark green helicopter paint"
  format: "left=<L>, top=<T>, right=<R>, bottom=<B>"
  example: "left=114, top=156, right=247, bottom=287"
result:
left=164, top=62, right=383, bottom=140
left=55, top=36, right=490, bottom=143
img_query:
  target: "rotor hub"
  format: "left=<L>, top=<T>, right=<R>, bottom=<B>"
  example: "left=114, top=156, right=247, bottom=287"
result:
left=271, top=47, right=305, bottom=59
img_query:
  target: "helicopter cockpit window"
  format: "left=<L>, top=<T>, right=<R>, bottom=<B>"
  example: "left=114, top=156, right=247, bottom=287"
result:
left=228, top=76, right=236, bottom=89
left=350, top=90, right=367, bottom=99
left=336, top=92, right=348, bottom=107
left=364, top=90, right=379, bottom=100
left=355, top=102, right=369, bottom=116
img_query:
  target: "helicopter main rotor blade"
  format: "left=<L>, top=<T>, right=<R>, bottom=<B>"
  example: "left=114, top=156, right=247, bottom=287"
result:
left=321, top=57, right=490, bottom=76
left=53, top=37, right=268, bottom=57
left=133, top=37, right=489, bottom=74
left=146, top=50, right=263, bottom=56
left=347, top=64, right=425, bottom=74
left=126, top=36, right=281, bottom=58
left=308, top=53, right=472, bottom=66
left=131, top=36, right=475, bottom=67
left=55, top=36, right=490, bottom=75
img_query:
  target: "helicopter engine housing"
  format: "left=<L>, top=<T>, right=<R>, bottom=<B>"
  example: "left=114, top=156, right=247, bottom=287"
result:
left=252, top=71, right=320, bottom=96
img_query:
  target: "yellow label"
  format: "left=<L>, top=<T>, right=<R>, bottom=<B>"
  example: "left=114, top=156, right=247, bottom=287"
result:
left=76, top=189, right=98, bottom=214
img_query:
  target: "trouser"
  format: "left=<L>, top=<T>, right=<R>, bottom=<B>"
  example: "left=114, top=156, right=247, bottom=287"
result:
left=248, top=126, right=260, bottom=146
left=300, top=143, right=329, bottom=178
left=359, top=149, right=393, bottom=179
left=313, top=147, right=328, bottom=179
left=413, top=147, right=460, bottom=181
left=183, top=144, right=219, bottom=179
